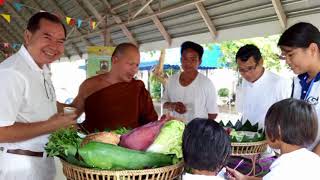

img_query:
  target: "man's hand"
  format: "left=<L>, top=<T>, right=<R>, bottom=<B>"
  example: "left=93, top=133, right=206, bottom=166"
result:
left=226, top=167, right=261, bottom=180
left=47, top=112, right=78, bottom=130
left=171, top=102, right=187, bottom=114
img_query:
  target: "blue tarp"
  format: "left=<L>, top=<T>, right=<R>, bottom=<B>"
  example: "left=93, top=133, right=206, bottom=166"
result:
left=139, top=45, right=223, bottom=70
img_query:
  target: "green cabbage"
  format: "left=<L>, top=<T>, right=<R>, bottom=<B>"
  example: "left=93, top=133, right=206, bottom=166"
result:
left=147, top=120, right=185, bottom=158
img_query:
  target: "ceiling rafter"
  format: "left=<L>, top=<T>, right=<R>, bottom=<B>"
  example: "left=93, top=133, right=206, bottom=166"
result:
left=66, top=0, right=206, bottom=43
left=80, top=0, right=114, bottom=46
left=0, top=21, right=22, bottom=43
left=132, top=0, right=154, bottom=19
left=47, top=0, right=95, bottom=56
left=4, top=3, right=27, bottom=35
left=0, top=30, right=16, bottom=54
left=195, top=2, right=217, bottom=39
left=111, top=0, right=138, bottom=11
left=0, top=15, right=24, bottom=41
left=101, top=0, right=138, bottom=46
left=139, top=0, right=171, bottom=46
left=0, top=27, right=17, bottom=43
left=271, top=0, right=287, bottom=29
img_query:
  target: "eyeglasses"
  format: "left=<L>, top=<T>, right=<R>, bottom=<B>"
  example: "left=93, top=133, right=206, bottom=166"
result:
left=237, top=63, right=258, bottom=73
left=43, top=74, right=56, bottom=101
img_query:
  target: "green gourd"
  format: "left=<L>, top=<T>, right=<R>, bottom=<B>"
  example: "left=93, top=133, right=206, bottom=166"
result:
left=78, top=141, right=173, bottom=170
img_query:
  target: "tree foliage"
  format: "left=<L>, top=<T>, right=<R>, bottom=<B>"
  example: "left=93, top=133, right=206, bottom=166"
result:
left=217, top=35, right=283, bottom=71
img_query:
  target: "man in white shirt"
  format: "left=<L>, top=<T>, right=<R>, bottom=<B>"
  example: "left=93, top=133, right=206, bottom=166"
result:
left=162, top=41, right=219, bottom=123
left=235, top=44, right=291, bottom=129
left=0, top=12, right=77, bottom=180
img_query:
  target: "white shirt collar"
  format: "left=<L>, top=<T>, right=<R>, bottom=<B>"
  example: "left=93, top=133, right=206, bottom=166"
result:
left=244, top=69, right=269, bottom=87
left=18, top=45, right=46, bottom=72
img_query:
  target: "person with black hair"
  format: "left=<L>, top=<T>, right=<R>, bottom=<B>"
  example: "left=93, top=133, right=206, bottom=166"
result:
left=0, top=12, right=77, bottom=179
left=162, top=41, right=218, bottom=123
left=278, top=22, right=320, bottom=155
left=235, top=44, right=290, bottom=129
left=227, top=98, right=320, bottom=180
left=182, top=118, right=231, bottom=179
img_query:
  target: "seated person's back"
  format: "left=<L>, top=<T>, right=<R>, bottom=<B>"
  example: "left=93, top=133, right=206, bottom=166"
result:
left=182, top=118, right=231, bottom=180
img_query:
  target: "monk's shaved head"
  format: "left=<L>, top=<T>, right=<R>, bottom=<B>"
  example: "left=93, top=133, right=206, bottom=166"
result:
left=112, top=43, right=139, bottom=58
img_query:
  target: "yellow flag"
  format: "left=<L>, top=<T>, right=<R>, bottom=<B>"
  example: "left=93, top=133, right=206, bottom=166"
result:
left=1, top=14, right=10, bottom=23
left=91, top=21, right=96, bottom=30
left=66, top=17, right=71, bottom=25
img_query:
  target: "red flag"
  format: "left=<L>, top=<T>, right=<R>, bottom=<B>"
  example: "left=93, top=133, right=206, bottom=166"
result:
left=69, top=18, right=76, bottom=26
left=0, top=0, right=5, bottom=6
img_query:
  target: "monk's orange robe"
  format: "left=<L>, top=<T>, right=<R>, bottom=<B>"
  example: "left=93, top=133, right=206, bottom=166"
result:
left=82, top=80, right=158, bottom=132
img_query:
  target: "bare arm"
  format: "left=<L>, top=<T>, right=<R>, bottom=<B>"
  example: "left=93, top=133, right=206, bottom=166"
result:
left=314, top=143, right=320, bottom=156
left=70, top=82, right=87, bottom=118
left=0, top=113, right=77, bottom=143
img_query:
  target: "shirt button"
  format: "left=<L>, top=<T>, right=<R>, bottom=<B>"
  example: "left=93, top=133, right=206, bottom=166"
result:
left=303, top=91, right=306, bottom=93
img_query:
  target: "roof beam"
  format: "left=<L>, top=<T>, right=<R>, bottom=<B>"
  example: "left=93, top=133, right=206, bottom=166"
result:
left=0, top=22, right=22, bottom=43
left=45, top=0, right=97, bottom=56
left=67, top=0, right=206, bottom=43
left=48, top=0, right=94, bottom=44
left=195, top=2, right=217, bottom=39
left=271, top=0, right=287, bottom=29
left=139, top=0, right=171, bottom=46
left=132, top=0, right=154, bottom=19
left=5, top=3, right=27, bottom=30
left=101, top=0, right=138, bottom=46
left=80, top=0, right=113, bottom=46
left=111, top=0, right=138, bottom=11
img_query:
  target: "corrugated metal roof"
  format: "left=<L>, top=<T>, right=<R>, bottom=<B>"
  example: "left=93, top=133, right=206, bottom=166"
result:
left=1, top=0, right=320, bottom=60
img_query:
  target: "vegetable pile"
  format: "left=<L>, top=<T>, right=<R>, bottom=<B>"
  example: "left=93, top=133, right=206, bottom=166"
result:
left=46, top=116, right=185, bottom=170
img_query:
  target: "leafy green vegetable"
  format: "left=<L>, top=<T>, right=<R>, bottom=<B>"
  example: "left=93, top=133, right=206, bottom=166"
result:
left=229, top=129, right=265, bottom=142
left=220, top=119, right=262, bottom=132
left=111, top=127, right=130, bottom=135
left=147, top=120, right=185, bottom=158
left=45, top=128, right=82, bottom=157
left=104, top=127, right=131, bottom=135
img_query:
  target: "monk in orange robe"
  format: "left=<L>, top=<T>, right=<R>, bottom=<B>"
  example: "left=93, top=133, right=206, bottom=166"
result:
left=71, top=43, right=158, bottom=132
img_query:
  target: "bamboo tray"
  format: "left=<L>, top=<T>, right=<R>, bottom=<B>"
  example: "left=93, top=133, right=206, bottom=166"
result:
left=60, top=159, right=184, bottom=180
left=231, top=140, right=267, bottom=156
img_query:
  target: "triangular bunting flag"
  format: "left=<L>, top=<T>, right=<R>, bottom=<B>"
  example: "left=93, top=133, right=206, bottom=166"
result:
left=1, top=14, right=11, bottom=23
left=66, top=17, right=71, bottom=25
left=0, top=0, right=5, bottom=6
left=13, top=2, right=23, bottom=11
left=12, top=43, right=17, bottom=49
left=90, top=20, right=96, bottom=30
left=77, top=19, right=82, bottom=28
left=69, top=18, right=76, bottom=26
left=3, top=43, right=9, bottom=48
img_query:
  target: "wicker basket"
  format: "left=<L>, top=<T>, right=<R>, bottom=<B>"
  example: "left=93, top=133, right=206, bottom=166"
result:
left=231, top=140, right=267, bottom=156
left=60, top=159, right=184, bottom=180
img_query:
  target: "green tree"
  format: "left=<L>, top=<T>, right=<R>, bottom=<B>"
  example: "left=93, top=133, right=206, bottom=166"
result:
left=217, top=35, right=283, bottom=71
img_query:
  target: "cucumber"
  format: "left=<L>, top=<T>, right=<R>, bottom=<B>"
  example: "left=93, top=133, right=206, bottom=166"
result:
left=78, top=141, right=173, bottom=170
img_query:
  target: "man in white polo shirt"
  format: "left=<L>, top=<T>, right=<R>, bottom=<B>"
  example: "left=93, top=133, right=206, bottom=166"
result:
left=0, top=12, right=77, bottom=180
left=235, top=44, right=291, bottom=129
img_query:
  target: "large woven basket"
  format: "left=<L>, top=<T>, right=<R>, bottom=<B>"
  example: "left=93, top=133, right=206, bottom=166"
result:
left=60, top=159, right=184, bottom=180
left=231, top=140, right=267, bottom=156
